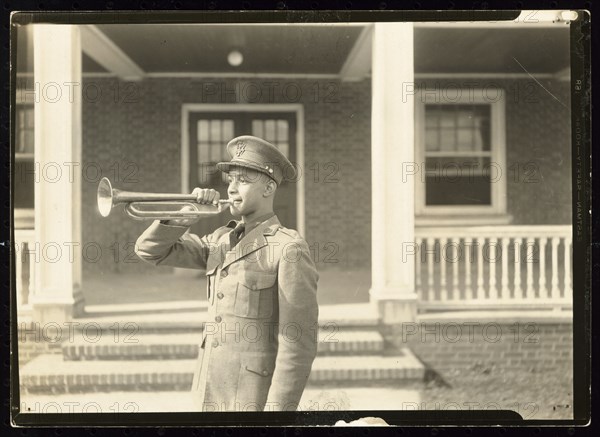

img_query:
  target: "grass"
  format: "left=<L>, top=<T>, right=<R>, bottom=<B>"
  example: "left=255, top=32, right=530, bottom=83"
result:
left=420, top=362, right=574, bottom=420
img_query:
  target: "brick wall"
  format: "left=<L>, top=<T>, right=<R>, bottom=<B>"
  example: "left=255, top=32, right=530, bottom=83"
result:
left=21, top=75, right=570, bottom=277
left=383, top=319, right=572, bottom=376
left=416, top=79, right=572, bottom=225
left=17, top=323, right=64, bottom=367
left=81, top=77, right=372, bottom=275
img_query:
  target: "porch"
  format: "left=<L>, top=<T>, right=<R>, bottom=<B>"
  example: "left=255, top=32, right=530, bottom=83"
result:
left=15, top=224, right=573, bottom=317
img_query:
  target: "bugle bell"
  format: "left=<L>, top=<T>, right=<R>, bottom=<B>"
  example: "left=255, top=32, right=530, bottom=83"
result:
left=97, top=177, right=232, bottom=220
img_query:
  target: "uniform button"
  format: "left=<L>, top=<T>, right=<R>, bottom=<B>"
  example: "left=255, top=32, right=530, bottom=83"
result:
left=212, top=339, right=219, bottom=348
left=251, top=284, right=257, bottom=291
left=215, top=316, right=222, bottom=323
left=221, top=270, right=228, bottom=278
left=262, top=370, right=269, bottom=376
left=217, top=292, right=224, bottom=299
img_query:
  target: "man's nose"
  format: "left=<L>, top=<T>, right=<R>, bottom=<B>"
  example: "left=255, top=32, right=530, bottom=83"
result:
left=228, top=180, right=238, bottom=195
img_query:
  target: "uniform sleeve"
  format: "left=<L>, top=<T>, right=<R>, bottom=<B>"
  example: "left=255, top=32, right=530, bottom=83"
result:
left=134, top=220, right=214, bottom=270
left=266, top=237, right=319, bottom=411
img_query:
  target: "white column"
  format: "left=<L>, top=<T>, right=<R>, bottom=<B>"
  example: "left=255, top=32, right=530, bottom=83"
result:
left=370, top=22, right=417, bottom=324
left=30, top=25, right=84, bottom=324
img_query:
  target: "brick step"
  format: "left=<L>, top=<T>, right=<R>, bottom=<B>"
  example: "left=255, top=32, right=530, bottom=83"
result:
left=59, top=302, right=380, bottom=334
left=20, top=349, right=424, bottom=394
left=61, top=329, right=385, bottom=360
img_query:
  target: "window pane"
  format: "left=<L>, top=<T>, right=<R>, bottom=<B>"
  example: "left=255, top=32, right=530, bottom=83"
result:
left=277, top=120, right=288, bottom=142
left=439, top=128, right=456, bottom=151
left=264, top=120, right=276, bottom=143
left=425, top=109, right=439, bottom=128
left=425, top=157, right=492, bottom=205
left=210, top=120, right=221, bottom=142
left=14, top=161, right=35, bottom=209
left=211, top=142, right=222, bottom=162
left=439, top=112, right=455, bottom=128
left=252, top=120, right=264, bottom=138
left=425, top=128, right=439, bottom=151
left=198, top=142, right=209, bottom=163
left=222, top=120, right=234, bottom=143
left=198, top=120, right=209, bottom=142
left=474, top=115, right=491, bottom=152
left=456, top=129, right=474, bottom=151
left=457, top=110, right=474, bottom=127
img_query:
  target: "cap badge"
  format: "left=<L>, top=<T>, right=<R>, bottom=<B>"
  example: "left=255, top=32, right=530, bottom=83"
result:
left=235, top=141, right=247, bottom=157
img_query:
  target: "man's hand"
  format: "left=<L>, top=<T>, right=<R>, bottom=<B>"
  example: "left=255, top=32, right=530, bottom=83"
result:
left=163, top=188, right=221, bottom=227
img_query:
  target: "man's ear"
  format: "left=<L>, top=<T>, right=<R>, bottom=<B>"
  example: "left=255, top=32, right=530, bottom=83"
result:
left=263, top=179, right=277, bottom=197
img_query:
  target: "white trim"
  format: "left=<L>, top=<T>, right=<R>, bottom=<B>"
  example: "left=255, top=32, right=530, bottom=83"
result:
left=339, top=24, right=373, bottom=82
left=414, top=87, right=507, bottom=217
left=415, top=73, right=556, bottom=79
left=181, top=103, right=305, bottom=237
left=79, top=25, right=145, bottom=81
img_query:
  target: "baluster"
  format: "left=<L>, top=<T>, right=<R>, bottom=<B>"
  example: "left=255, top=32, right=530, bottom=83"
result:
left=451, top=237, right=459, bottom=300
left=538, top=237, right=547, bottom=298
left=525, top=237, right=535, bottom=300
left=563, top=236, right=572, bottom=299
left=550, top=237, right=560, bottom=299
left=440, top=238, right=447, bottom=302
left=464, top=237, right=473, bottom=300
left=513, top=238, right=522, bottom=299
left=427, top=237, right=435, bottom=301
left=415, top=237, right=422, bottom=299
left=500, top=237, right=509, bottom=300
left=476, top=237, right=484, bottom=299
left=488, top=237, right=498, bottom=300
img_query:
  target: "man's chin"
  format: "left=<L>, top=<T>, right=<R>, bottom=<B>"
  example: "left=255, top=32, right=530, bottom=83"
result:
left=229, top=205, right=242, bottom=217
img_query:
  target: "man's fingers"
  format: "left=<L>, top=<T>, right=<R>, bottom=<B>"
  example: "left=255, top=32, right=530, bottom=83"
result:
left=191, top=187, right=220, bottom=206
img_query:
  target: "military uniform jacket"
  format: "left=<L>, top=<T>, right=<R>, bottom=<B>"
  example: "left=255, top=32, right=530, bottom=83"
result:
left=135, top=215, right=319, bottom=411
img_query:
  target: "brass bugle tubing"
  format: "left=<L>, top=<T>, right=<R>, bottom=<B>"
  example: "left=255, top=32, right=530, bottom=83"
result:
left=97, top=177, right=232, bottom=220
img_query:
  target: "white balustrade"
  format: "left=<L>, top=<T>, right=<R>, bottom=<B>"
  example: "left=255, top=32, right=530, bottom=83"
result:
left=14, top=229, right=35, bottom=314
left=414, top=225, right=573, bottom=311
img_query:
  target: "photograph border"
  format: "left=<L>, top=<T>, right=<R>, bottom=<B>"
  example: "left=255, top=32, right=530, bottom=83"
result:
left=3, top=5, right=593, bottom=430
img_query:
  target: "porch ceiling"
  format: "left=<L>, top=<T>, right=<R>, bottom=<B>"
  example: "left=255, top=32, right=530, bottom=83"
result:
left=17, top=24, right=570, bottom=77
left=91, top=24, right=362, bottom=74
left=414, top=27, right=570, bottom=74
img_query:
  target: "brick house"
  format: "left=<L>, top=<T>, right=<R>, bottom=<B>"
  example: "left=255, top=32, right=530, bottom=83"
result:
left=13, top=16, right=574, bottom=405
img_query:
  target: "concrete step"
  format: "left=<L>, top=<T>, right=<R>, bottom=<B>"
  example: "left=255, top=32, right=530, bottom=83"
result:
left=63, top=302, right=379, bottom=333
left=61, top=329, right=385, bottom=360
left=21, top=349, right=423, bottom=394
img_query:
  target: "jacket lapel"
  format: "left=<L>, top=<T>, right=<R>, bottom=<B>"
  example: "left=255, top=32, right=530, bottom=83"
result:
left=222, top=215, right=280, bottom=270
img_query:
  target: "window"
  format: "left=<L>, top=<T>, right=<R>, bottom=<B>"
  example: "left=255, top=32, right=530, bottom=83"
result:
left=15, top=105, right=35, bottom=223
left=415, top=88, right=508, bottom=222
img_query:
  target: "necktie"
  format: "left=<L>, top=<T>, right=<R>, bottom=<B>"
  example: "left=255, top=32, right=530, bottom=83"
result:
left=230, top=222, right=245, bottom=249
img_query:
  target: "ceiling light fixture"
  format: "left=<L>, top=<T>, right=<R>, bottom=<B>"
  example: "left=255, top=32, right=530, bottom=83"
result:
left=227, top=50, right=243, bottom=67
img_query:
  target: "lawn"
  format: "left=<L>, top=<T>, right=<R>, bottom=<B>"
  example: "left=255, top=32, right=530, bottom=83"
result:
left=419, top=363, right=574, bottom=420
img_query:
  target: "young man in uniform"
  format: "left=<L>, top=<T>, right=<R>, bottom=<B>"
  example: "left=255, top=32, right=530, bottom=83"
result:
left=135, top=135, right=319, bottom=412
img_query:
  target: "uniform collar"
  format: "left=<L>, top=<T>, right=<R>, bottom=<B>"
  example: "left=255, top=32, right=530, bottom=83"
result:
left=226, top=212, right=278, bottom=236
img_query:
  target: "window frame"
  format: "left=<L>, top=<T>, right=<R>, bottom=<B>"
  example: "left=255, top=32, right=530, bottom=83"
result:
left=415, top=88, right=507, bottom=218
left=14, top=100, right=35, bottom=228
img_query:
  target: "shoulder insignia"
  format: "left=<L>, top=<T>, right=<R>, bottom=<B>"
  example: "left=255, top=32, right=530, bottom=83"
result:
left=263, top=225, right=280, bottom=236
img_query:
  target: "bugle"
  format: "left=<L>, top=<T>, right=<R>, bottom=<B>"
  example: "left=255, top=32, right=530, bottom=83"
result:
left=97, top=177, right=232, bottom=220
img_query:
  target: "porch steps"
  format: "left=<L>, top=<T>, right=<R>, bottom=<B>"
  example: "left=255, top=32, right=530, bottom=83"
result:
left=20, top=348, right=424, bottom=394
left=20, top=302, right=426, bottom=395
left=61, top=329, right=385, bottom=361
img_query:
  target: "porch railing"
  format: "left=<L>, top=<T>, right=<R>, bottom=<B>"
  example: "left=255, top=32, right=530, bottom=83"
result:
left=414, top=225, right=572, bottom=311
left=14, top=229, right=35, bottom=314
